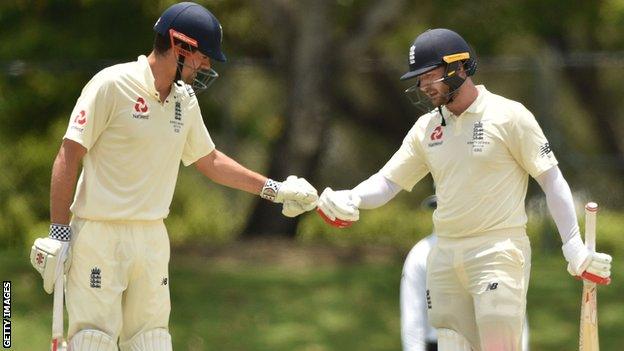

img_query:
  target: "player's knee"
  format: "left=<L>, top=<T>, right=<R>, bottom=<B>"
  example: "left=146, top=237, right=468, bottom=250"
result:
left=119, top=328, right=172, bottom=351
left=437, top=329, right=472, bottom=351
left=70, top=329, right=118, bottom=351
left=476, top=315, right=523, bottom=351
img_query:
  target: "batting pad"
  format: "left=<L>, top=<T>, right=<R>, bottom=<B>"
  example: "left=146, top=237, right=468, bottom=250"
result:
left=437, top=329, right=472, bottom=351
left=70, top=329, right=117, bottom=351
left=119, top=328, right=172, bottom=351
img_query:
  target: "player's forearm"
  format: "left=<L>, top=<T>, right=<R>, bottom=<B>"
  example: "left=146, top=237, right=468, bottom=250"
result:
left=534, top=166, right=580, bottom=243
left=50, top=143, right=84, bottom=224
left=351, top=173, right=402, bottom=209
left=195, top=150, right=266, bottom=195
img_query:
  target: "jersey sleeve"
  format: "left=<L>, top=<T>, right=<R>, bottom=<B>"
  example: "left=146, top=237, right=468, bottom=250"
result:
left=63, top=72, right=115, bottom=150
left=504, top=103, right=558, bottom=178
left=380, top=123, right=430, bottom=191
left=181, top=103, right=216, bottom=166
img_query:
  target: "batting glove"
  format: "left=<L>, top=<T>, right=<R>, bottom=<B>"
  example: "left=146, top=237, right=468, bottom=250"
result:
left=317, top=187, right=360, bottom=228
left=562, top=235, right=612, bottom=285
left=30, top=224, right=72, bottom=294
left=260, top=176, right=319, bottom=217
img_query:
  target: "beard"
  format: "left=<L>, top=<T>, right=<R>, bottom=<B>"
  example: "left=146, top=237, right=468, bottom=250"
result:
left=425, top=87, right=451, bottom=107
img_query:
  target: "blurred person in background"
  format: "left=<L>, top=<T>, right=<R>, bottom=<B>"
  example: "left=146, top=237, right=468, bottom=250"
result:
left=317, top=28, right=611, bottom=350
left=29, top=2, right=318, bottom=350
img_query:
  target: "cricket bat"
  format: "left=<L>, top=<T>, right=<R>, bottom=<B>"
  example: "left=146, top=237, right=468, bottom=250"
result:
left=579, top=202, right=599, bottom=351
left=51, top=272, right=66, bottom=351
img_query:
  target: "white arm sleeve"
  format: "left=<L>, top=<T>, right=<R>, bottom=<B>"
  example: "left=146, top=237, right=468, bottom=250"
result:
left=351, top=173, right=402, bottom=209
left=534, top=166, right=580, bottom=244
left=401, top=246, right=429, bottom=351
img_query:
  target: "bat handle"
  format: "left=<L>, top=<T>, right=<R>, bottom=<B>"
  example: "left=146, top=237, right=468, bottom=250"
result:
left=584, top=202, right=598, bottom=252
left=51, top=273, right=64, bottom=349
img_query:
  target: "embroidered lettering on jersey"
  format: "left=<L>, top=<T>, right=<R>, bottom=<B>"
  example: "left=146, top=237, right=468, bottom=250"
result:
left=168, top=101, right=184, bottom=133
left=90, top=267, right=102, bottom=289
left=468, top=121, right=490, bottom=152
left=175, top=101, right=182, bottom=121
left=132, top=96, right=150, bottom=120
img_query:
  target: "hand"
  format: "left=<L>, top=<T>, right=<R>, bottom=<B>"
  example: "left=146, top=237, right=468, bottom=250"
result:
left=563, top=236, right=612, bottom=285
left=317, top=187, right=360, bottom=228
left=279, top=176, right=318, bottom=217
left=30, top=224, right=72, bottom=294
left=275, top=176, right=318, bottom=206
left=567, top=252, right=612, bottom=285
left=282, top=199, right=316, bottom=218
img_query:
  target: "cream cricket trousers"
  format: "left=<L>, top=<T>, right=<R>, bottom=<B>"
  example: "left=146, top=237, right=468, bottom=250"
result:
left=66, top=218, right=171, bottom=345
left=426, top=228, right=531, bottom=351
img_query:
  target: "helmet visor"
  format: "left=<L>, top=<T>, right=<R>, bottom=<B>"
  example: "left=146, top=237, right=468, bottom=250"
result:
left=191, top=67, right=219, bottom=92
left=403, top=75, right=450, bottom=113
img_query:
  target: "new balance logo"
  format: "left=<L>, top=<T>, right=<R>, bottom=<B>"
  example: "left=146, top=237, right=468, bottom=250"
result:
left=539, top=143, right=552, bottom=157
left=485, top=282, right=498, bottom=291
left=90, top=267, right=101, bottom=289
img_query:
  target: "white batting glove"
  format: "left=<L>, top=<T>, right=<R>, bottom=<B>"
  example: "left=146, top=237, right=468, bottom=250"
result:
left=282, top=200, right=314, bottom=218
left=317, top=187, right=360, bottom=228
left=562, top=235, right=612, bottom=285
left=30, top=224, right=72, bottom=294
left=260, top=176, right=318, bottom=217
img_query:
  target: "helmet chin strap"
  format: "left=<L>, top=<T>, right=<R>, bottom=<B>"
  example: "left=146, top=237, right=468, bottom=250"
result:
left=437, top=60, right=467, bottom=126
left=174, top=54, right=186, bottom=86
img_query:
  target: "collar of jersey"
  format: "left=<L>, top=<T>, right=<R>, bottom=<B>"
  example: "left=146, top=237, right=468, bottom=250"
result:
left=465, top=85, right=487, bottom=114
left=440, top=84, right=487, bottom=118
left=137, top=55, right=160, bottom=101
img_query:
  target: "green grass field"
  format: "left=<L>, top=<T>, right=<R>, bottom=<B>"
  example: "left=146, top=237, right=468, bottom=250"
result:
left=2, top=240, right=622, bottom=350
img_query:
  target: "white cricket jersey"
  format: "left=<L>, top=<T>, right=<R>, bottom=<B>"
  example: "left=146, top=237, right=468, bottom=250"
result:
left=401, top=234, right=438, bottom=351
left=381, top=85, right=557, bottom=238
left=64, top=55, right=215, bottom=220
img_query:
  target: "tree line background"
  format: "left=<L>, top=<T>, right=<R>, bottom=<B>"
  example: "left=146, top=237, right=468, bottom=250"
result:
left=1, top=0, right=622, bottom=248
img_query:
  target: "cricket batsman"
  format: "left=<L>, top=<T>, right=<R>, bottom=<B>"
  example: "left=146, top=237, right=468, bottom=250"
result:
left=29, top=2, right=318, bottom=350
left=401, top=197, right=529, bottom=351
left=317, top=28, right=612, bottom=350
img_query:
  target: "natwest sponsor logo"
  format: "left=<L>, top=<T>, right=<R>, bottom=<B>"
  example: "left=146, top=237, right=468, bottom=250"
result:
left=428, top=125, right=444, bottom=147
left=430, top=125, right=443, bottom=140
left=70, top=110, right=87, bottom=133
left=73, top=110, right=87, bottom=125
left=132, top=97, right=150, bottom=119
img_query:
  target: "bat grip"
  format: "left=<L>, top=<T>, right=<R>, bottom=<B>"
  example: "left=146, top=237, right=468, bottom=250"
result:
left=52, top=274, right=64, bottom=340
left=584, top=202, right=598, bottom=252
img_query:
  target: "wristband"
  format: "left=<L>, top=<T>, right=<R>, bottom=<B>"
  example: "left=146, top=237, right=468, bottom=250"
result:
left=49, top=223, right=71, bottom=242
left=260, top=178, right=282, bottom=202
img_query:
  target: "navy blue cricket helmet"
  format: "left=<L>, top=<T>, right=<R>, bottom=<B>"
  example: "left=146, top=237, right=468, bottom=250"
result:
left=400, top=28, right=476, bottom=82
left=154, top=2, right=226, bottom=62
